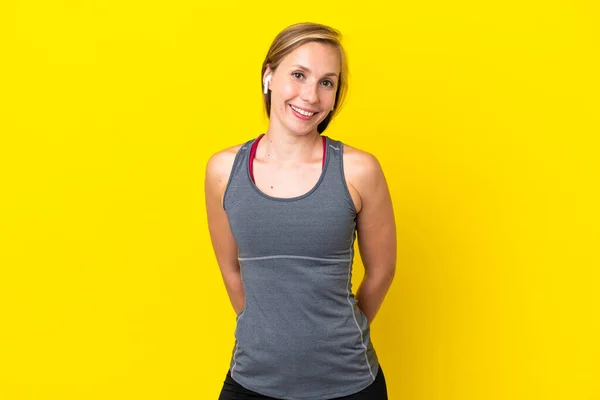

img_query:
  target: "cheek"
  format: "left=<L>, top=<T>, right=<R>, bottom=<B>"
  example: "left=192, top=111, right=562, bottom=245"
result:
left=325, top=93, right=336, bottom=108
left=281, top=84, right=299, bottom=99
left=276, top=85, right=297, bottom=110
left=278, top=83, right=298, bottom=100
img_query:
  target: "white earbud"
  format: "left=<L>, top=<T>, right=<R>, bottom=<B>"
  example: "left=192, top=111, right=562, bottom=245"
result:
left=263, top=74, right=272, bottom=94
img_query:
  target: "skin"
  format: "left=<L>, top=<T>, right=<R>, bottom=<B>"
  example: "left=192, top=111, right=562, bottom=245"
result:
left=205, top=41, right=396, bottom=326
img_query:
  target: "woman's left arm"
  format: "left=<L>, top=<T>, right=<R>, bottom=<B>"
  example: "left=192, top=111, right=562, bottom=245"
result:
left=347, top=149, right=397, bottom=326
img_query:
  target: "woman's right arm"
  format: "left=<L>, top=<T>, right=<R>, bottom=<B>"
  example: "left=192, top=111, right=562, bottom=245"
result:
left=204, top=146, right=245, bottom=315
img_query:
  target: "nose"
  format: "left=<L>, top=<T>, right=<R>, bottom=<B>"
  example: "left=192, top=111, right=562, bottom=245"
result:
left=300, top=81, right=319, bottom=105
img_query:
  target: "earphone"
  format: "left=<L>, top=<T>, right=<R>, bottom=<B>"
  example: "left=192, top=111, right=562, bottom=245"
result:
left=263, top=74, right=272, bottom=94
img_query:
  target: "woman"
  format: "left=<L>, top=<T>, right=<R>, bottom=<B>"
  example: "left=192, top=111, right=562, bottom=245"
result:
left=205, top=22, right=396, bottom=400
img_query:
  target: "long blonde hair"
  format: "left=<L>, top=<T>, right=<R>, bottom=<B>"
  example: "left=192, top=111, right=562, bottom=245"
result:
left=261, top=22, right=349, bottom=134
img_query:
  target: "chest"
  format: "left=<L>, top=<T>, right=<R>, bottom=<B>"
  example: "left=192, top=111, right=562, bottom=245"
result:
left=227, top=197, right=357, bottom=258
left=252, top=160, right=322, bottom=199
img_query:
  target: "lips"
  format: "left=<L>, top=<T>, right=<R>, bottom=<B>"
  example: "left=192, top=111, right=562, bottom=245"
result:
left=289, top=104, right=319, bottom=117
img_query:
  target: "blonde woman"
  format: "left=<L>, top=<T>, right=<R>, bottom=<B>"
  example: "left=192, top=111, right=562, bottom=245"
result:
left=205, top=22, right=396, bottom=400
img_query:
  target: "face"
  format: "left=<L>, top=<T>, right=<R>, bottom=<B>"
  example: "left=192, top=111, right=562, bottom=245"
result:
left=265, top=41, right=341, bottom=136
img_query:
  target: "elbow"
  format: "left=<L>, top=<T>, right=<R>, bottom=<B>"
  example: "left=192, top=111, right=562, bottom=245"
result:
left=383, top=262, right=397, bottom=287
left=386, top=264, right=396, bottom=284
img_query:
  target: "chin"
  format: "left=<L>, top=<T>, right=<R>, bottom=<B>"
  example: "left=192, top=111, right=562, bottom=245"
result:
left=291, top=126, right=319, bottom=136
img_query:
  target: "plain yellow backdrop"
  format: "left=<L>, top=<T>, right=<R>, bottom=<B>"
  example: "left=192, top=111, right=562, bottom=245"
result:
left=1, top=0, right=599, bottom=399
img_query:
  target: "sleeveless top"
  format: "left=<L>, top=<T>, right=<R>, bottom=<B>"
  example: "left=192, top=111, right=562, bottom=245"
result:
left=222, top=134, right=379, bottom=400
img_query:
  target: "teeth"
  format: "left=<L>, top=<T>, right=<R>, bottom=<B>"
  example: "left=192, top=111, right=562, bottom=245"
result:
left=291, top=105, right=314, bottom=116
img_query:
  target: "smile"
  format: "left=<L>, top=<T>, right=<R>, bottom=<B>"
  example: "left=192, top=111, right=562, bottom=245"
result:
left=289, top=104, right=317, bottom=117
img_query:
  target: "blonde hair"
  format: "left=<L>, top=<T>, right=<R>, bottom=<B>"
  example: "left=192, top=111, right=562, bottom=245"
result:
left=261, top=22, right=349, bottom=134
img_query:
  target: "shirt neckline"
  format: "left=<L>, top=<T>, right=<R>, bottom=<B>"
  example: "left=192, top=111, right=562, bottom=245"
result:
left=246, top=134, right=330, bottom=202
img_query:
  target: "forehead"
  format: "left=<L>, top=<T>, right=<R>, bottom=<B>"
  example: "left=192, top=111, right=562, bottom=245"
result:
left=279, top=41, right=341, bottom=74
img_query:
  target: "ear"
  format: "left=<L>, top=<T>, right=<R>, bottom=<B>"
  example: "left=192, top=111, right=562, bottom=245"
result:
left=263, top=66, right=273, bottom=87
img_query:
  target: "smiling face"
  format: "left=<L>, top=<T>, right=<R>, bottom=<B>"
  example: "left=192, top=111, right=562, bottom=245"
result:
left=264, top=41, right=341, bottom=137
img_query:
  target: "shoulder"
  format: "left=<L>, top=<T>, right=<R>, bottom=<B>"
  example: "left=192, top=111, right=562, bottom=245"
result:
left=205, top=142, right=246, bottom=193
left=341, top=142, right=385, bottom=193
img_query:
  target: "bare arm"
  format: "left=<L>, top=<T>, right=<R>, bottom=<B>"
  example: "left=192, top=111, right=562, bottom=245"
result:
left=345, top=148, right=397, bottom=326
left=204, top=146, right=245, bottom=315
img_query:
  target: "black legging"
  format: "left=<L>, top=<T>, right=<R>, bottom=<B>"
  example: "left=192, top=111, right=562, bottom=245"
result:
left=218, top=365, right=388, bottom=400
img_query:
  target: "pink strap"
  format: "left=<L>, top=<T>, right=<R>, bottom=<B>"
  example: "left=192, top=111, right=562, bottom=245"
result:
left=248, top=134, right=264, bottom=184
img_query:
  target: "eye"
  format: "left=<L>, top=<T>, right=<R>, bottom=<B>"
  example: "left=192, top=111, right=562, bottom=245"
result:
left=292, top=72, right=304, bottom=79
left=321, top=80, right=334, bottom=88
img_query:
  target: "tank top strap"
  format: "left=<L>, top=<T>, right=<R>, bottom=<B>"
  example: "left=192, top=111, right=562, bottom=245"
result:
left=323, top=136, right=343, bottom=168
left=222, top=138, right=254, bottom=212
left=320, top=136, right=356, bottom=214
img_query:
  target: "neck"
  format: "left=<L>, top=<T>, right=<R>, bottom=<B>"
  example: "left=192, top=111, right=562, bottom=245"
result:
left=259, top=128, right=322, bottom=164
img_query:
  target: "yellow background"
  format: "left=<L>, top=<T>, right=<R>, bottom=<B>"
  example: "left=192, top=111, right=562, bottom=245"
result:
left=1, top=1, right=599, bottom=399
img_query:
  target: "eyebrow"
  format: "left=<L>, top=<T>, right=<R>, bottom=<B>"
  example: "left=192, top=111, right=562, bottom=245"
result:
left=291, top=64, right=339, bottom=78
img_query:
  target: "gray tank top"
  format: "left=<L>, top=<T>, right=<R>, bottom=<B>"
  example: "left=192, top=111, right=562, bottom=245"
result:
left=223, top=135, right=379, bottom=400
